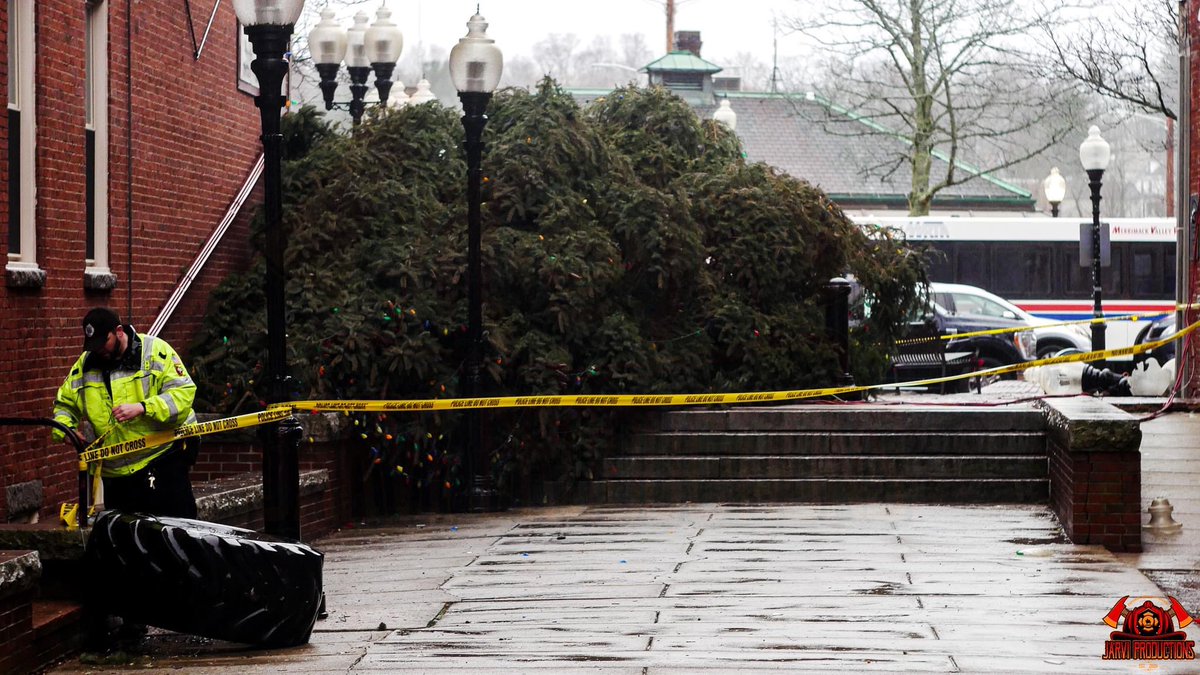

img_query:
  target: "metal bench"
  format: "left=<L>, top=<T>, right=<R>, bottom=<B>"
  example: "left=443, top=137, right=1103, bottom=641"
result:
left=889, top=330, right=978, bottom=393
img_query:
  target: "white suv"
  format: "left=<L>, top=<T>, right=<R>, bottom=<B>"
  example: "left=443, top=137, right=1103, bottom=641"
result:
left=930, top=282, right=1091, bottom=359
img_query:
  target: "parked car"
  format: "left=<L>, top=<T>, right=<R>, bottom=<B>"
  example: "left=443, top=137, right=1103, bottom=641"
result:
left=924, top=301, right=1036, bottom=369
left=851, top=280, right=1037, bottom=389
left=1132, top=314, right=1178, bottom=366
left=889, top=297, right=1037, bottom=392
left=931, top=282, right=1091, bottom=358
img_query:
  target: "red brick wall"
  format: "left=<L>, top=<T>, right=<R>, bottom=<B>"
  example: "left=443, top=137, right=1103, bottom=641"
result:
left=0, top=1, right=266, bottom=521
left=212, top=489, right=337, bottom=542
left=0, top=587, right=33, bottom=675
left=1049, top=442, right=1142, bottom=552
left=192, top=440, right=261, bottom=481
left=1189, top=1, right=1200, bottom=398
left=195, top=436, right=353, bottom=537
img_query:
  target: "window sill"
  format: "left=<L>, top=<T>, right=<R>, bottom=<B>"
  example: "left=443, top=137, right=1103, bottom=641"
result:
left=5, top=262, right=45, bottom=289
left=84, top=267, right=117, bottom=291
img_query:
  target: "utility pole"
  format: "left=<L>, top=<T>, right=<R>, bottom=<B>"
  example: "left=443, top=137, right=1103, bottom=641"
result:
left=666, top=0, right=675, bottom=51
left=770, top=19, right=780, bottom=93
left=1166, top=117, right=1175, bottom=218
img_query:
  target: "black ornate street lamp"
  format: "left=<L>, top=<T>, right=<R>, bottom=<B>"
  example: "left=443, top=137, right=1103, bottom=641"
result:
left=309, top=6, right=405, bottom=125
left=233, top=0, right=306, bottom=539
left=448, top=10, right=503, bottom=512
left=1043, top=166, right=1066, bottom=218
left=1079, top=125, right=1112, bottom=365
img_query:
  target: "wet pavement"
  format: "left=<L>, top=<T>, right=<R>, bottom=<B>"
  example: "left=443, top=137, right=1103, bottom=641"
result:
left=49, top=390, right=1200, bottom=674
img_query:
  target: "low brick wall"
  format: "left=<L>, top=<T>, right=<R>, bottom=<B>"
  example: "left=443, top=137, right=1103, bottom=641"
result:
left=0, top=550, right=41, bottom=675
left=1038, top=398, right=1143, bottom=552
left=194, top=470, right=334, bottom=537
left=193, top=412, right=354, bottom=540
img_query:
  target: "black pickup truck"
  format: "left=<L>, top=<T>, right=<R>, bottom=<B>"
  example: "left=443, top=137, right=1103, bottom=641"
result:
left=1132, top=315, right=1179, bottom=366
left=890, top=302, right=1037, bottom=392
left=930, top=304, right=1037, bottom=370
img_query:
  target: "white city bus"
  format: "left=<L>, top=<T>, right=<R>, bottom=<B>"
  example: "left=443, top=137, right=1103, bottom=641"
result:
left=853, top=215, right=1177, bottom=353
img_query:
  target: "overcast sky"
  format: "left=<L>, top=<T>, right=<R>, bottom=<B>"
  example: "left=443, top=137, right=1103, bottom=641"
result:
left=314, top=0, right=808, bottom=68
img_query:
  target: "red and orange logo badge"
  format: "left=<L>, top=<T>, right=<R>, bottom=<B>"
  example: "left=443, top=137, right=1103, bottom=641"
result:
left=1102, top=596, right=1196, bottom=661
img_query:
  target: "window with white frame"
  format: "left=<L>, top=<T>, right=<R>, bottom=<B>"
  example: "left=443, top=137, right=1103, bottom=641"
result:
left=6, top=0, right=39, bottom=287
left=85, top=0, right=114, bottom=289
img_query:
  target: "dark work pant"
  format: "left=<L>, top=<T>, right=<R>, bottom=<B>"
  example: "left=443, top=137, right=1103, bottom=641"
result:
left=101, top=443, right=197, bottom=519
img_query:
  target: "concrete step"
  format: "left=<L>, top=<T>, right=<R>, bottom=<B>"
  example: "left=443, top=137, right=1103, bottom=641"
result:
left=586, top=407, right=1052, bottom=506
left=30, top=599, right=87, bottom=671
left=0, top=551, right=84, bottom=674
left=634, top=406, right=1045, bottom=433
left=576, top=478, right=1049, bottom=504
left=603, top=455, right=1048, bottom=480
left=622, top=431, right=1046, bottom=456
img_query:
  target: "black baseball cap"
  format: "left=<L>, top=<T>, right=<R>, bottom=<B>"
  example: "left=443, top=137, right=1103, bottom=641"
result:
left=82, top=307, right=122, bottom=352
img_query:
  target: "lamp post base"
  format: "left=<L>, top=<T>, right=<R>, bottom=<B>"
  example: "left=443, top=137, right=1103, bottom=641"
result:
left=468, top=474, right=500, bottom=513
left=262, top=413, right=303, bottom=540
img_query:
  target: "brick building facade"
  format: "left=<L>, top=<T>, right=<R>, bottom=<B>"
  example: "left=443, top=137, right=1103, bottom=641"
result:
left=0, top=1, right=264, bottom=521
left=1187, top=1, right=1200, bottom=400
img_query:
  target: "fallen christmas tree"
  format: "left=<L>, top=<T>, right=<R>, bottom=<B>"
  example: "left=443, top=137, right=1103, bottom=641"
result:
left=188, top=79, right=929, bottom=512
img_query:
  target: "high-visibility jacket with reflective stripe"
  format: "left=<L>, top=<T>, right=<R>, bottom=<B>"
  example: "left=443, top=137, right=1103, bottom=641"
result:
left=52, top=333, right=197, bottom=477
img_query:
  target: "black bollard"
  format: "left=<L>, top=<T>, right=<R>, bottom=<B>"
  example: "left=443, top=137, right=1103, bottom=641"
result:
left=825, top=277, right=855, bottom=391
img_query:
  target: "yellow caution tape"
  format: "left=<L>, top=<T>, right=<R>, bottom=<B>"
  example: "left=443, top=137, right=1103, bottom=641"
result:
left=79, top=408, right=292, bottom=465
left=885, top=317, right=1199, bottom=387
left=80, top=319, right=1199, bottom=466
left=277, top=390, right=862, bottom=413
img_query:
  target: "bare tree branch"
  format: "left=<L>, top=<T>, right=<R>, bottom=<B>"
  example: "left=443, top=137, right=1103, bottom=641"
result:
left=784, top=0, right=1081, bottom=215
left=1042, top=0, right=1178, bottom=119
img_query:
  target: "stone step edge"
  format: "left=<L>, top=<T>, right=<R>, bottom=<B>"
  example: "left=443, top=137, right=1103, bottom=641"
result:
left=606, top=454, right=1047, bottom=461
left=630, top=431, right=1046, bottom=437
left=31, top=598, right=84, bottom=633
left=194, top=469, right=329, bottom=524
left=619, top=447, right=1047, bottom=457
left=583, top=475, right=1051, bottom=480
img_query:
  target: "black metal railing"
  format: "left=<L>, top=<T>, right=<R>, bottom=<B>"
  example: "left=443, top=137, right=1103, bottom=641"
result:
left=0, top=418, right=89, bottom=527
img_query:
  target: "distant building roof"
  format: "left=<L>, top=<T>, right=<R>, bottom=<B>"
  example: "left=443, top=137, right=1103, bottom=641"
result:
left=694, top=92, right=1034, bottom=211
left=571, top=36, right=1035, bottom=213
left=641, top=51, right=723, bottom=75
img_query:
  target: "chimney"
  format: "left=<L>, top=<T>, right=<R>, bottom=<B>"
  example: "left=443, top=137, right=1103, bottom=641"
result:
left=674, top=31, right=702, bottom=56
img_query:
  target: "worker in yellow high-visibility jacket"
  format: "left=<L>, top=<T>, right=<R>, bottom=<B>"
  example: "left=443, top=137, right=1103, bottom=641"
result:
left=52, top=307, right=199, bottom=518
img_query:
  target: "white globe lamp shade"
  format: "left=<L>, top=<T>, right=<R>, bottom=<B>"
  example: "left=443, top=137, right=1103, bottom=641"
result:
left=1042, top=167, right=1066, bottom=204
left=365, top=6, right=404, bottom=65
left=307, top=8, right=347, bottom=66
left=345, top=11, right=372, bottom=68
left=232, top=0, right=305, bottom=26
left=1079, top=125, right=1111, bottom=172
left=448, top=13, right=503, bottom=93
left=389, top=82, right=410, bottom=109
left=713, top=99, right=737, bottom=130
left=408, top=79, right=438, bottom=105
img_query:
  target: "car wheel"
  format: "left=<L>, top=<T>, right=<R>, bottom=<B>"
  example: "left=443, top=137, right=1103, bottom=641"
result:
left=1036, top=341, right=1072, bottom=360
left=85, top=510, right=324, bottom=647
left=1131, top=323, right=1156, bottom=365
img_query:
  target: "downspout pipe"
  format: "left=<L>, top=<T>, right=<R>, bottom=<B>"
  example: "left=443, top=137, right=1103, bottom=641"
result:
left=126, top=0, right=134, bottom=321
left=1181, top=0, right=1195, bottom=397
